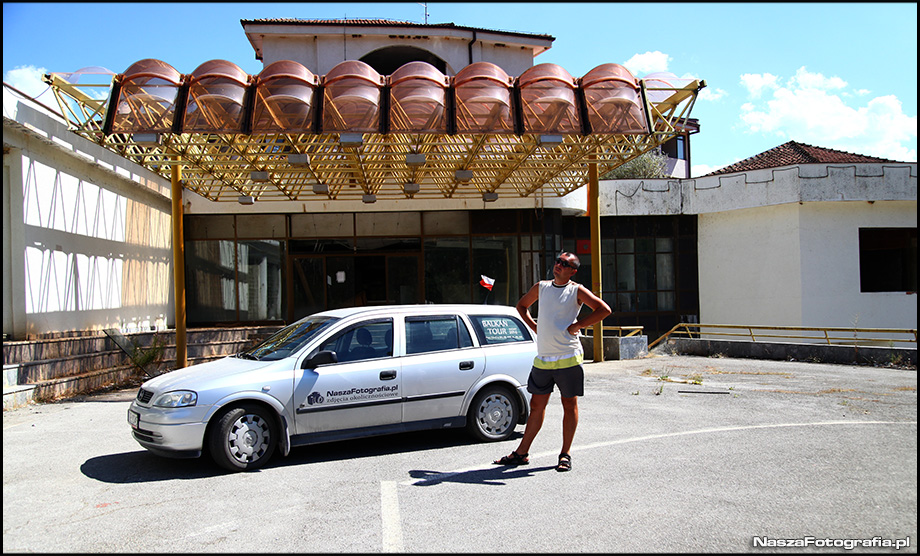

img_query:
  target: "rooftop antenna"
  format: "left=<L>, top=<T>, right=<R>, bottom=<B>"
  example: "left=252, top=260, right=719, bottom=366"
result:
left=417, top=2, right=429, bottom=24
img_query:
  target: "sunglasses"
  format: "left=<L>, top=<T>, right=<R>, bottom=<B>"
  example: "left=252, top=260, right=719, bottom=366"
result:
left=555, top=257, right=577, bottom=270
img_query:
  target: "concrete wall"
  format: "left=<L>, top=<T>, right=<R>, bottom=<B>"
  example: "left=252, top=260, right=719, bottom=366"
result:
left=798, top=200, right=917, bottom=330
left=3, top=87, right=175, bottom=339
left=698, top=204, right=804, bottom=327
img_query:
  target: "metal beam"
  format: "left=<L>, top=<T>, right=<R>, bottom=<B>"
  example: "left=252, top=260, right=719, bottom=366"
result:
left=171, top=157, right=187, bottom=368
left=46, top=73, right=703, bottom=202
left=588, top=161, right=603, bottom=362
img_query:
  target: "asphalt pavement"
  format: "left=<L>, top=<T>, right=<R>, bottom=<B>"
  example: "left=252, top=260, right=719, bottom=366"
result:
left=2, top=353, right=916, bottom=553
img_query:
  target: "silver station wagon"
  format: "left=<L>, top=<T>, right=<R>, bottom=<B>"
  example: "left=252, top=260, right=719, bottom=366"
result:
left=128, top=304, right=536, bottom=471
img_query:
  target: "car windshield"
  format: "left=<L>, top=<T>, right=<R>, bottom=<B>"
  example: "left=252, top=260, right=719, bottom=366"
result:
left=238, top=316, right=338, bottom=361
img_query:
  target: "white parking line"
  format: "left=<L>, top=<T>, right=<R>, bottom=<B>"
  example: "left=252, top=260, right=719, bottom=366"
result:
left=399, top=420, right=917, bottom=486
left=380, top=480, right=404, bottom=552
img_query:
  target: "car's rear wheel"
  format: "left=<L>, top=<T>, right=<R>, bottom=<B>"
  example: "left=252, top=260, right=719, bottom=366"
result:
left=209, top=404, right=277, bottom=471
left=467, top=385, right=519, bottom=442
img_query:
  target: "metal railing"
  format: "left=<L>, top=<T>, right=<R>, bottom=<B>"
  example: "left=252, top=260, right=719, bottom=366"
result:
left=583, top=325, right=645, bottom=338
left=649, top=323, right=917, bottom=350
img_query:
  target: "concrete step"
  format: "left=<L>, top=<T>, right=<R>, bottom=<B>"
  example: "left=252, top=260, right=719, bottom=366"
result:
left=3, top=384, right=37, bottom=411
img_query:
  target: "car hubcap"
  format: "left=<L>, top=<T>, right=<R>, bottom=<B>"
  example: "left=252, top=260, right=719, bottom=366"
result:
left=478, top=394, right=512, bottom=435
left=228, top=414, right=270, bottom=463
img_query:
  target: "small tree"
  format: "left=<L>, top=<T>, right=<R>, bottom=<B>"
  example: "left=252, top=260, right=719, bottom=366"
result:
left=601, top=148, right=669, bottom=179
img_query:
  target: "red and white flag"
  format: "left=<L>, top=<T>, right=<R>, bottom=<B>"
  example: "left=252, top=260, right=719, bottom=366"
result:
left=479, top=275, right=495, bottom=291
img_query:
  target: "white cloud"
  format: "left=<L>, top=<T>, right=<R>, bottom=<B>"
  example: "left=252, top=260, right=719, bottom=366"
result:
left=788, top=66, right=846, bottom=91
left=737, top=68, right=917, bottom=162
left=4, top=65, right=51, bottom=99
left=691, top=163, right=721, bottom=177
left=739, top=73, right=779, bottom=99
left=699, top=87, right=727, bottom=102
left=623, top=51, right=671, bottom=75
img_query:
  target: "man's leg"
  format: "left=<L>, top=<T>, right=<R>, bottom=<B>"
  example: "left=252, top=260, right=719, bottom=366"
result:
left=559, top=395, right=579, bottom=456
left=514, top=392, right=551, bottom=455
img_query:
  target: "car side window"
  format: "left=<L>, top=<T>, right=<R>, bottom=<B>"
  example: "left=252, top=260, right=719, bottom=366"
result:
left=406, top=315, right=473, bottom=355
left=318, top=319, right=393, bottom=363
left=469, top=315, right=530, bottom=345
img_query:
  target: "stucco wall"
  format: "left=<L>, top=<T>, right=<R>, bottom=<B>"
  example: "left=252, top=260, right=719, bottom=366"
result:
left=697, top=200, right=917, bottom=332
left=798, top=200, right=917, bottom=330
left=698, top=204, right=804, bottom=327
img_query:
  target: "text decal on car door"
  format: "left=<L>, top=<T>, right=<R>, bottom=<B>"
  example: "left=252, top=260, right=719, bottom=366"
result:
left=310, top=385, right=399, bottom=405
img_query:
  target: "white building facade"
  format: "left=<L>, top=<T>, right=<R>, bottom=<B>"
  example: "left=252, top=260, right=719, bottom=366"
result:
left=601, top=162, right=917, bottom=332
left=3, top=86, right=175, bottom=339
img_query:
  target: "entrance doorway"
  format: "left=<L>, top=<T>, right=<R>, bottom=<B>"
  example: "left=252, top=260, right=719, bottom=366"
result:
left=290, top=254, right=421, bottom=321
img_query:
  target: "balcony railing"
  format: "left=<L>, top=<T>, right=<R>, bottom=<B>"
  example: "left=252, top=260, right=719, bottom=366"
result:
left=649, top=323, right=917, bottom=350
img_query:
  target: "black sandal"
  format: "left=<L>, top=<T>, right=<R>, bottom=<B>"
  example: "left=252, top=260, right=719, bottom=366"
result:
left=493, top=451, right=529, bottom=466
left=556, top=453, right=572, bottom=472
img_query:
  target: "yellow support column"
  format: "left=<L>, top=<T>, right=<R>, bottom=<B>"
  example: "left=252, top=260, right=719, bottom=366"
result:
left=171, top=158, right=187, bottom=368
left=588, top=161, right=604, bottom=362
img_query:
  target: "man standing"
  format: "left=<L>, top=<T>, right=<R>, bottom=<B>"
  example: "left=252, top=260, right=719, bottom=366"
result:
left=494, top=252, right=611, bottom=472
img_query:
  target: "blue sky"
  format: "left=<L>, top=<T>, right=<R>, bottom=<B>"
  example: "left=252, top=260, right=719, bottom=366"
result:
left=3, top=2, right=916, bottom=175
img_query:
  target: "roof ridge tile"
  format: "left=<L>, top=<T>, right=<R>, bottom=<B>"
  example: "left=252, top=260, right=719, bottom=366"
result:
left=704, top=140, right=902, bottom=177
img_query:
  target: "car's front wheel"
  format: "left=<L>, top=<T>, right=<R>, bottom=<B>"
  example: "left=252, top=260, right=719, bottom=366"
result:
left=467, top=385, right=520, bottom=442
left=208, top=404, right=277, bottom=471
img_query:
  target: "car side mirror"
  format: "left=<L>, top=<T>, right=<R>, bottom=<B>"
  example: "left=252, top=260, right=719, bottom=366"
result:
left=303, top=350, right=337, bottom=369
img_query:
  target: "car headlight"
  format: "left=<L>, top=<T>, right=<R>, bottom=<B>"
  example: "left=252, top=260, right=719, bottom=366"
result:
left=152, top=390, right=198, bottom=408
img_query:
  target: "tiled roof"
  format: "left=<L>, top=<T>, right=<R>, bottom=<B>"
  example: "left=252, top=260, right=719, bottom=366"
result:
left=240, top=18, right=554, bottom=40
left=704, top=141, right=901, bottom=176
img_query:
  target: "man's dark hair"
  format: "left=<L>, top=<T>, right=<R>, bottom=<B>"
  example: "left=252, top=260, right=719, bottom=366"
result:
left=560, top=252, right=580, bottom=269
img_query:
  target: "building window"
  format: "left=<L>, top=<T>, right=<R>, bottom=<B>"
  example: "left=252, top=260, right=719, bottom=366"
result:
left=859, top=228, right=917, bottom=293
left=660, top=136, right=686, bottom=160
left=186, top=239, right=284, bottom=324
left=237, top=240, right=283, bottom=321
left=561, top=215, right=698, bottom=340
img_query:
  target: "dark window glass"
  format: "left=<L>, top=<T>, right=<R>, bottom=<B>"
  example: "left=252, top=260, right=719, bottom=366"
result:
left=469, top=315, right=530, bottom=345
left=355, top=237, right=420, bottom=252
left=859, top=228, right=917, bottom=292
left=291, top=257, right=325, bottom=320
left=470, top=210, right=518, bottom=234
left=405, top=316, right=471, bottom=354
left=289, top=239, right=354, bottom=254
left=319, top=319, right=394, bottom=363
left=472, top=235, right=520, bottom=305
left=186, top=239, right=238, bottom=323
left=424, top=238, right=470, bottom=303
left=237, top=240, right=283, bottom=321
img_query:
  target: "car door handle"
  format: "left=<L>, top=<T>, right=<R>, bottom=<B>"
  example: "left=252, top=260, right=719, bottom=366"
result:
left=459, top=361, right=475, bottom=371
left=380, top=370, right=397, bottom=380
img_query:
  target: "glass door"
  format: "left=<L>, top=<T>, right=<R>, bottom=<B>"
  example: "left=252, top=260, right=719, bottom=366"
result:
left=290, top=254, right=422, bottom=321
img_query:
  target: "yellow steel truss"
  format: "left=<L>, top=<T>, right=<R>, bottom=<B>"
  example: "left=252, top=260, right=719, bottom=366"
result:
left=44, top=72, right=704, bottom=203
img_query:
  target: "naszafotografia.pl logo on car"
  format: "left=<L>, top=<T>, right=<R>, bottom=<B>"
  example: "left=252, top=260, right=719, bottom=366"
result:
left=308, top=385, right=399, bottom=405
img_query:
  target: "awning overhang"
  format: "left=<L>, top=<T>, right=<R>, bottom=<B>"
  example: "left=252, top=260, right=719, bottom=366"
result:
left=44, top=60, right=704, bottom=203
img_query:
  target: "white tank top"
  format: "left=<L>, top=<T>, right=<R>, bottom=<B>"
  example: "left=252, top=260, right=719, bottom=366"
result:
left=536, top=280, right=583, bottom=365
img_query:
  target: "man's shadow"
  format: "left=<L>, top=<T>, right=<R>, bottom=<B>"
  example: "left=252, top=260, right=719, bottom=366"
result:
left=408, top=464, right=557, bottom=486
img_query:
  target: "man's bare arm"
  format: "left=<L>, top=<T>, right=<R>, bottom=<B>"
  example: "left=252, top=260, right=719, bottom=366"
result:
left=567, top=285, right=612, bottom=335
left=515, top=282, right=541, bottom=333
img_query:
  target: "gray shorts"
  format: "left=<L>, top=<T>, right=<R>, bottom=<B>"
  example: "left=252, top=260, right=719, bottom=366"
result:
left=527, top=364, right=584, bottom=398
